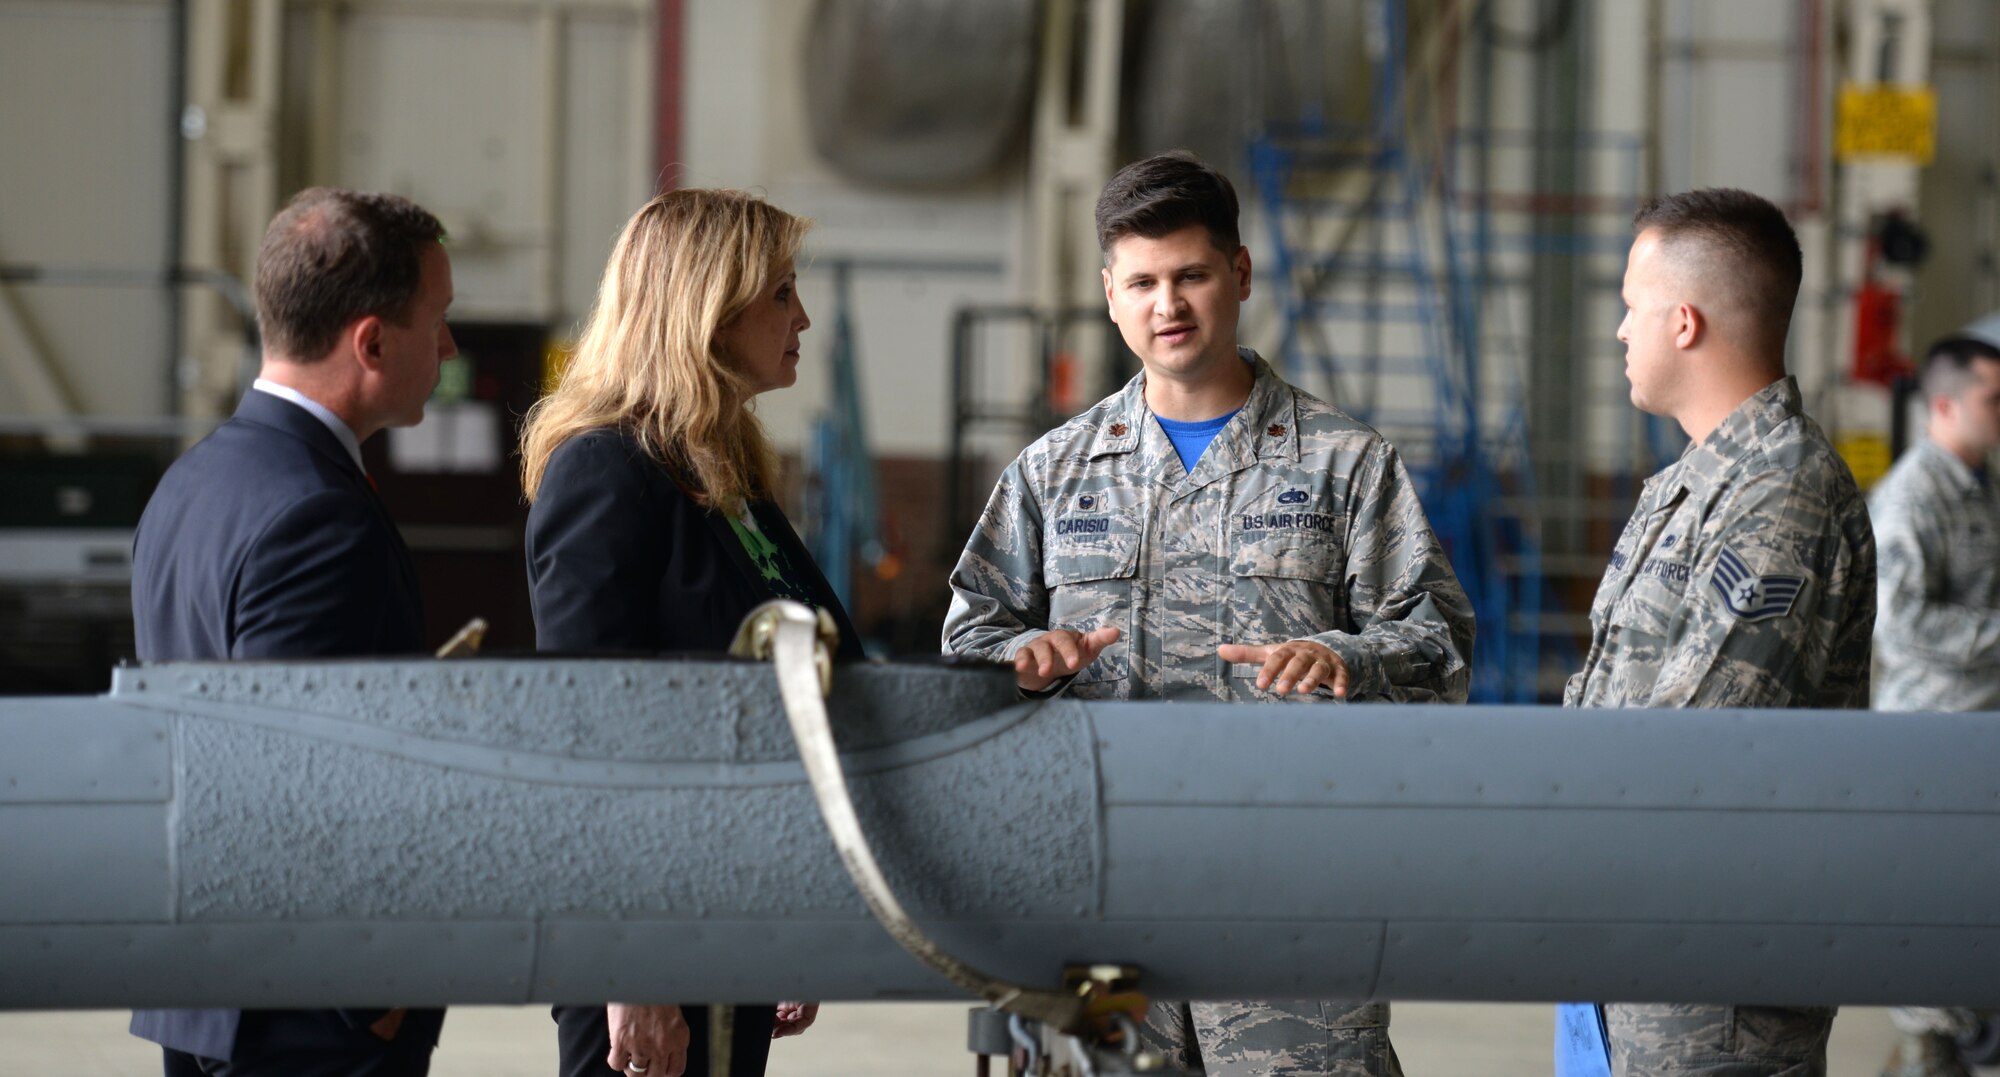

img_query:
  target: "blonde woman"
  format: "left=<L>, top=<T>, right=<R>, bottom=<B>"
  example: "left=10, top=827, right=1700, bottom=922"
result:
left=520, top=189, right=860, bottom=1077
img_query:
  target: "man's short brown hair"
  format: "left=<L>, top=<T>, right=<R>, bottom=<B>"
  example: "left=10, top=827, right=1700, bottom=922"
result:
left=254, top=187, right=445, bottom=360
left=1094, top=150, right=1241, bottom=263
left=1920, top=334, right=2000, bottom=403
left=1632, top=188, right=1803, bottom=351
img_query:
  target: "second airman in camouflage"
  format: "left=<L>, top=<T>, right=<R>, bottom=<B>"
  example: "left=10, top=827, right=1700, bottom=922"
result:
left=944, top=152, right=1473, bottom=1076
left=1871, top=333, right=2000, bottom=715
left=1869, top=331, right=2000, bottom=1077
left=1563, top=189, right=1876, bottom=1077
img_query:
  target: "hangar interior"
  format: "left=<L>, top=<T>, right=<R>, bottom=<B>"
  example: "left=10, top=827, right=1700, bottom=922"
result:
left=0, top=0, right=1994, bottom=1073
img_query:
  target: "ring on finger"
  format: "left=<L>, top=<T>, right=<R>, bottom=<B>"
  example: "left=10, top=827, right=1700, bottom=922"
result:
left=627, top=1063, right=650, bottom=1074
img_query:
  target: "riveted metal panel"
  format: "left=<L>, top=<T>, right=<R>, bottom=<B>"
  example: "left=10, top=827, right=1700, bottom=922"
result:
left=0, top=921, right=533, bottom=1009
left=109, top=657, right=1019, bottom=763
left=0, top=699, right=169, bottom=803
left=1103, top=805, right=2000, bottom=926
left=0, top=804, right=169, bottom=922
left=533, top=919, right=1385, bottom=1004
left=144, top=681, right=1094, bottom=924
left=1377, top=922, right=2000, bottom=1008
left=1093, top=704, right=2000, bottom=813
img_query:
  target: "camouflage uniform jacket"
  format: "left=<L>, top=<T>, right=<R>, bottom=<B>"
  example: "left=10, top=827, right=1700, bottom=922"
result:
left=1566, top=376, right=1875, bottom=710
left=1566, top=377, right=1874, bottom=1077
left=1870, top=438, right=2000, bottom=712
left=943, top=349, right=1473, bottom=703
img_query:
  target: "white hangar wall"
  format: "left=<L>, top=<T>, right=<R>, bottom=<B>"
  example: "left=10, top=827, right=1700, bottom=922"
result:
left=0, top=0, right=1994, bottom=463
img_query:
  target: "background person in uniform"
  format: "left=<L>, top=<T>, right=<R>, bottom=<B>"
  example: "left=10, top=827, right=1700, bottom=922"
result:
left=1560, top=188, right=1875, bottom=1077
left=1868, top=330, right=2000, bottom=1077
left=519, top=189, right=855, bottom=1077
left=942, top=150, right=1474, bottom=1077
left=128, top=187, right=458, bottom=1076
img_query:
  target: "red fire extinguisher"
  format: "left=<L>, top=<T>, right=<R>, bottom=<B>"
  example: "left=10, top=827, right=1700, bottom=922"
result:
left=1852, top=275, right=1907, bottom=386
left=1850, top=211, right=1928, bottom=387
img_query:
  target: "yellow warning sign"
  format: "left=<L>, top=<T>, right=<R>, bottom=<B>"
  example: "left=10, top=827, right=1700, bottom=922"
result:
left=1835, top=84, right=1937, bottom=165
left=1835, top=432, right=1894, bottom=491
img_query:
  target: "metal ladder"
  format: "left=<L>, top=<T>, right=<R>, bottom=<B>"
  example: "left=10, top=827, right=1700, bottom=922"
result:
left=1246, top=0, right=1539, bottom=701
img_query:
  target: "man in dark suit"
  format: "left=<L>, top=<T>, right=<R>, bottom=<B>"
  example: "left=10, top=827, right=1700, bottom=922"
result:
left=130, top=186, right=458, bottom=1076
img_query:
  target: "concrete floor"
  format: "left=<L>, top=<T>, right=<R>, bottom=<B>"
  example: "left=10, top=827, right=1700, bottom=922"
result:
left=0, top=1003, right=1906, bottom=1076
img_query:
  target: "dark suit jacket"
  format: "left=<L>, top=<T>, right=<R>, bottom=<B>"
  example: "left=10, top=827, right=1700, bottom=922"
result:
left=529, top=427, right=862, bottom=1074
left=128, top=389, right=441, bottom=1061
left=525, top=426, right=864, bottom=659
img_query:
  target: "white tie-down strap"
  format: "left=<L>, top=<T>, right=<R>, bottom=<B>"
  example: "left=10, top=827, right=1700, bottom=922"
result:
left=738, top=600, right=1083, bottom=1031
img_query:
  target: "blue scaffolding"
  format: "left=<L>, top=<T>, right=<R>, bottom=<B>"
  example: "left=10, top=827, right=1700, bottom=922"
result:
left=1247, top=0, right=1530, bottom=702
left=1447, top=125, right=1663, bottom=696
left=1249, top=0, right=1674, bottom=701
left=805, top=262, right=882, bottom=611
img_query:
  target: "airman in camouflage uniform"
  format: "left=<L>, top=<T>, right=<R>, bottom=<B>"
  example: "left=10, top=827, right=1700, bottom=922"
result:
left=945, top=349, right=1473, bottom=1076
left=1567, top=189, right=1876, bottom=1077
left=944, top=151, right=1473, bottom=1076
left=1564, top=374, right=1875, bottom=713
left=1873, top=437, right=2000, bottom=714
left=1868, top=332, right=2000, bottom=1077
left=1566, top=375, right=1876, bottom=1077
left=1871, top=382, right=2000, bottom=715
left=945, top=348, right=1473, bottom=705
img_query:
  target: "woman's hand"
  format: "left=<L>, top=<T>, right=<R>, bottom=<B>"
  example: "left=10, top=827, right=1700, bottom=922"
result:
left=606, top=1002, right=690, bottom=1077
left=772, top=1001, right=820, bottom=1038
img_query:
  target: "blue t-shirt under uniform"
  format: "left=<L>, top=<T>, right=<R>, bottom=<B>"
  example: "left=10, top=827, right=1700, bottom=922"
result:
left=1155, top=408, right=1240, bottom=474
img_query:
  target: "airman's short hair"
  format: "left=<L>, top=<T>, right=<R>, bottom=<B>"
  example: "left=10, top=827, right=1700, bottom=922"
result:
left=1095, top=150, right=1241, bottom=263
left=1633, top=188, right=1802, bottom=352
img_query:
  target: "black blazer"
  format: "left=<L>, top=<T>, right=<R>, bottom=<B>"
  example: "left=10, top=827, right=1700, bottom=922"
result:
left=128, top=389, right=440, bottom=1061
left=526, top=426, right=863, bottom=659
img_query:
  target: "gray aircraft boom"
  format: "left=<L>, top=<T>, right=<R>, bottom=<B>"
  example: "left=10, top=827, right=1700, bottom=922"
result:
left=3, top=652, right=1996, bottom=1011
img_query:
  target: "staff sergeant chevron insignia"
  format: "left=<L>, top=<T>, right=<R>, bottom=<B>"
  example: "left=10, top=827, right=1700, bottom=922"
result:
left=1709, top=544, right=1805, bottom=621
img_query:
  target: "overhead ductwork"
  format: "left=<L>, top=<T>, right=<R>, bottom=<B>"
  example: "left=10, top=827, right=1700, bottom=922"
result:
left=802, top=0, right=1038, bottom=187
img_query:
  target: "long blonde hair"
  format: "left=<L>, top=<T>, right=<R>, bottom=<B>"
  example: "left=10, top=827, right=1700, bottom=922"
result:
left=520, top=189, right=811, bottom=507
